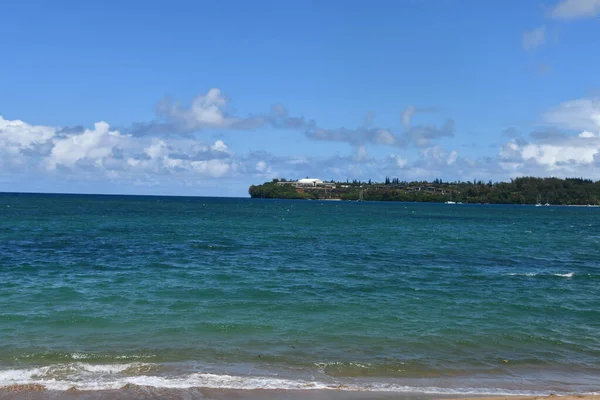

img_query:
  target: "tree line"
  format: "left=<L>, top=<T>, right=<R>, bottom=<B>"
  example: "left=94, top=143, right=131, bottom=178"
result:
left=249, top=177, right=600, bottom=205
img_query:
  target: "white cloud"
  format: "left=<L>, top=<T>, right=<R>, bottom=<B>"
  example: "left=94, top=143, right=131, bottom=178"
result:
left=499, top=134, right=600, bottom=177
left=389, top=153, right=408, bottom=168
left=306, top=115, right=452, bottom=148
left=549, top=0, right=600, bottom=19
left=406, top=120, right=454, bottom=147
left=519, top=141, right=596, bottom=166
left=157, top=88, right=231, bottom=129
left=190, top=159, right=232, bottom=177
left=4, top=90, right=600, bottom=195
left=144, top=139, right=169, bottom=160
left=374, top=129, right=396, bottom=145
left=496, top=97, right=600, bottom=178
left=145, top=88, right=269, bottom=134
left=447, top=150, right=458, bottom=165
left=0, top=116, right=56, bottom=172
left=421, top=146, right=459, bottom=165
left=211, top=140, right=228, bottom=152
left=0, top=116, right=55, bottom=149
left=307, top=126, right=399, bottom=146
left=0, top=116, right=238, bottom=182
left=0, top=115, right=465, bottom=189
left=45, top=122, right=126, bottom=170
left=522, top=26, right=546, bottom=50
left=255, top=160, right=269, bottom=173
left=137, top=89, right=313, bottom=135
left=543, top=97, right=600, bottom=132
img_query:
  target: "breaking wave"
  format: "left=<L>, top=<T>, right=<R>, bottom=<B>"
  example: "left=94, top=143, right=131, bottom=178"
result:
left=0, top=363, right=597, bottom=396
left=554, top=272, right=575, bottom=278
left=504, top=272, right=576, bottom=278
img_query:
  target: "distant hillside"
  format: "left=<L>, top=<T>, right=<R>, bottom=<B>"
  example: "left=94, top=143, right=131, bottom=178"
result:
left=249, top=177, right=600, bottom=205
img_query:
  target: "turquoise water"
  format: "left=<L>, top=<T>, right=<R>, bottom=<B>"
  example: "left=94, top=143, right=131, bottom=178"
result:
left=1, top=193, right=599, bottom=395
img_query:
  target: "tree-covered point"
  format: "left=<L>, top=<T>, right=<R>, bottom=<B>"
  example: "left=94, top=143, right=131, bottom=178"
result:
left=248, top=181, right=314, bottom=199
left=248, top=177, right=600, bottom=205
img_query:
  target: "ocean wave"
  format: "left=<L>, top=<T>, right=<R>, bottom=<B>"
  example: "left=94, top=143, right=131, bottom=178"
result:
left=554, top=272, right=575, bottom=278
left=504, top=272, right=575, bottom=278
left=505, top=272, right=539, bottom=276
left=313, top=361, right=407, bottom=376
left=0, top=363, right=154, bottom=381
left=315, top=361, right=374, bottom=371
left=0, top=364, right=596, bottom=396
left=10, top=352, right=158, bottom=363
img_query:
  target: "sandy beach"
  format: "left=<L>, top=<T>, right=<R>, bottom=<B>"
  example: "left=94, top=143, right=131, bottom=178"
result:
left=457, top=396, right=600, bottom=400
left=1, top=386, right=599, bottom=400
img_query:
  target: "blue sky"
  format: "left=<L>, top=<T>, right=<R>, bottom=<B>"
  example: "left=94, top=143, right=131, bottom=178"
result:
left=1, top=0, right=599, bottom=196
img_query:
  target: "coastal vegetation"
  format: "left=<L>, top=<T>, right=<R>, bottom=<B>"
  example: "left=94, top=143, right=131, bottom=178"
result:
left=248, top=177, right=600, bottom=205
left=248, top=180, right=314, bottom=200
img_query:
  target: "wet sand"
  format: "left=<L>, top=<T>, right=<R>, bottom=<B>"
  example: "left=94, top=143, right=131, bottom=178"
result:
left=1, top=386, right=599, bottom=400
left=0, top=386, right=429, bottom=400
left=453, top=397, right=600, bottom=400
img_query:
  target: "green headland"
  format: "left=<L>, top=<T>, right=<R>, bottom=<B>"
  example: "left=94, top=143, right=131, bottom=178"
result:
left=249, top=176, right=600, bottom=205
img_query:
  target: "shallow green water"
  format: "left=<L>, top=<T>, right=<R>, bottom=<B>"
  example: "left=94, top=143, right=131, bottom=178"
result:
left=0, top=193, right=599, bottom=395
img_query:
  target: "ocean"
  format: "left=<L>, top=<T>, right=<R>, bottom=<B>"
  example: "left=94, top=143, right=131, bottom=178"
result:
left=1, top=193, right=599, bottom=399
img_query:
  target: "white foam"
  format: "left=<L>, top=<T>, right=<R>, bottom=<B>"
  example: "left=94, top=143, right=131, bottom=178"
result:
left=0, top=365, right=596, bottom=396
left=314, top=361, right=374, bottom=373
left=554, top=272, right=574, bottom=278
left=78, top=363, right=142, bottom=373
left=70, top=353, right=91, bottom=360
left=0, top=367, right=41, bottom=382
left=505, top=272, right=575, bottom=278
left=0, top=363, right=149, bottom=385
left=122, top=373, right=331, bottom=391
left=115, top=354, right=155, bottom=360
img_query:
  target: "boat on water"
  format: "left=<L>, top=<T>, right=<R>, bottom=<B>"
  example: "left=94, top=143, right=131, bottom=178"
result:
left=535, top=194, right=551, bottom=206
left=445, top=201, right=456, bottom=204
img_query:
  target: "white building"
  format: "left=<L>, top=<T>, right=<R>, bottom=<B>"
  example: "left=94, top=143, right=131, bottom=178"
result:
left=275, top=178, right=335, bottom=189
left=297, top=178, right=324, bottom=187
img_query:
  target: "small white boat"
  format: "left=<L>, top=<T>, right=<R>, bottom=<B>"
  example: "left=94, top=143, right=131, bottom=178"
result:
left=445, top=201, right=456, bottom=204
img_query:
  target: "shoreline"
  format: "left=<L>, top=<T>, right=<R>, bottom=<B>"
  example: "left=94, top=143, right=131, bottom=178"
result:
left=1, top=360, right=598, bottom=398
left=1, top=386, right=599, bottom=400
left=459, top=397, right=600, bottom=400
left=253, top=197, right=600, bottom=206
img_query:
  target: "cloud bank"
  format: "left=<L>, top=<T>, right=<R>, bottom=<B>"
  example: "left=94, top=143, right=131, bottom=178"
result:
left=305, top=105, right=453, bottom=149
left=2, top=90, right=600, bottom=195
left=0, top=116, right=236, bottom=182
left=131, top=88, right=315, bottom=136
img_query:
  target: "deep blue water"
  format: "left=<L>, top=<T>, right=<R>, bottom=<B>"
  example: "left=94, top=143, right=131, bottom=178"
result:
left=0, top=193, right=599, bottom=395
